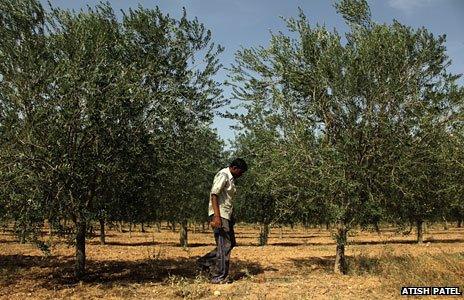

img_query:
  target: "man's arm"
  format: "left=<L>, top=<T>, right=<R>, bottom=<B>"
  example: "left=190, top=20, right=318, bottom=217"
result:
left=210, top=172, right=227, bottom=229
left=210, top=194, right=222, bottom=229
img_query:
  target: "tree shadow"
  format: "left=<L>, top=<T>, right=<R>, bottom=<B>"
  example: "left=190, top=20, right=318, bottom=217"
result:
left=0, top=239, right=19, bottom=244
left=0, top=254, right=67, bottom=271
left=231, top=261, right=277, bottom=281
left=180, top=242, right=214, bottom=247
left=269, top=237, right=464, bottom=247
left=269, top=242, right=334, bottom=246
left=269, top=235, right=320, bottom=239
left=234, top=234, right=264, bottom=238
left=88, top=233, right=117, bottom=238
left=291, top=255, right=336, bottom=272
left=87, top=241, right=213, bottom=247
left=0, top=254, right=264, bottom=290
left=352, top=238, right=464, bottom=245
left=426, top=238, right=464, bottom=243
left=97, top=237, right=463, bottom=248
left=87, top=241, right=157, bottom=246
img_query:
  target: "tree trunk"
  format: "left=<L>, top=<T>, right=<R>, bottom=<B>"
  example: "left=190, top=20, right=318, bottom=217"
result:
left=63, top=219, right=68, bottom=233
left=374, top=222, right=381, bottom=235
left=259, top=223, right=270, bottom=246
left=118, top=221, right=124, bottom=233
left=303, top=221, right=309, bottom=231
left=458, top=219, right=462, bottom=228
left=442, top=217, right=448, bottom=230
left=75, top=220, right=86, bottom=279
left=87, top=224, right=94, bottom=236
left=171, top=221, right=176, bottom=232
left=279, top=225, right=283, bottom=239
left=20, top=224, right=26, bottom=244
left=48, top=220, right=53, bottom=236
left=326, top=222, right=330, bottom=230
left=156, top=221, right=161, bottom=232
left=141, top=222, right=145, bottom=233
left=416, top=219, right=424, bottom=244
left=129, top=222, right=132, bottom=238
left=180, top=220, right=188, bottom=248
left=48, top=220, right=55, bottom=243
left=99, top=218, right=106, bottom=245
left=334, top=225, right=348, bottom=274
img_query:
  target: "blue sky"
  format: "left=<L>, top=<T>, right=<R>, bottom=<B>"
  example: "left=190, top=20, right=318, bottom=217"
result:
left=39, top=0, right=464, bottom=148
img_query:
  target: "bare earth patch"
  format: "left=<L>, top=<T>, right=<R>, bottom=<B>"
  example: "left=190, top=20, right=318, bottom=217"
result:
left=1, top=224, right=463, bottom=299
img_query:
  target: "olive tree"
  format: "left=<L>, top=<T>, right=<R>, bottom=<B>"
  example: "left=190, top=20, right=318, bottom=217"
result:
left=0, top=0, right=225, bottom=278
left=230, top=0, right=463, bottom=273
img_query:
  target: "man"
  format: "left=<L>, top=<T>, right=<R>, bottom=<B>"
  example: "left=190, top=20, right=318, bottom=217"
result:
left=197, top=158, right=248, bottom=284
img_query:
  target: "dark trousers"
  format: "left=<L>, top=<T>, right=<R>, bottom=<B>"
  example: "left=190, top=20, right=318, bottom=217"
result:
left=197, top=217, right=236, bottom=281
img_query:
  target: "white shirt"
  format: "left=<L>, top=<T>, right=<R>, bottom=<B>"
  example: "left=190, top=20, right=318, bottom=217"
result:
left=208, top=167, right=236, bottom=220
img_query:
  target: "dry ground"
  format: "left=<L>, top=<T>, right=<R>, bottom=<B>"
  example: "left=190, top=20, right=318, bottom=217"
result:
left=0, top=223, right=463, bottom=299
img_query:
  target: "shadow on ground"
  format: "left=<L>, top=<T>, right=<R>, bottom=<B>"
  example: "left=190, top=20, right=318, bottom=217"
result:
left=291, top=251, right=464, bottom=276
left=87, top=237, right=464, bottom=247
left=87, top=241, right=214, bottom=247
left=291, top=255, right=385, bottom=274
left=291, top=255, right=337, bottom=272
left=270, top=238, right=464, bottom=247
left=0, top=254, right=264, bottom=290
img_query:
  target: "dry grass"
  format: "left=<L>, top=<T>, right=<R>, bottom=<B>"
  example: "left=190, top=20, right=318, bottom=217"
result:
left=0, top=223, right=463, bottom=299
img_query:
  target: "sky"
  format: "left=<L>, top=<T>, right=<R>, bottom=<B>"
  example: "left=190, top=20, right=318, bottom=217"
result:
left=39, top=0, right=464, bottom=149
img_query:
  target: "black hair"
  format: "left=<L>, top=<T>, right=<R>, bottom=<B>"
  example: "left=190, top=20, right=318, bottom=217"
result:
left=229, top=158, right=248, bottom=172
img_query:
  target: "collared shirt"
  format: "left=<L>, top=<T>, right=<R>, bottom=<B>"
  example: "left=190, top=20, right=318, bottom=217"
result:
left=208, top=167, right=236, bottom=220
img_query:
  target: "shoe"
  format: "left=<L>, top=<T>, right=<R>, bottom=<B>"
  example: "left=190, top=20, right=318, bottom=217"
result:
left=211, top=276, right=233, bottom=284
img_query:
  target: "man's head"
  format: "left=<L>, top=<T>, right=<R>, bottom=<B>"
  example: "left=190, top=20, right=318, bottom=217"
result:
left=229, top=158, right=248, bottom=179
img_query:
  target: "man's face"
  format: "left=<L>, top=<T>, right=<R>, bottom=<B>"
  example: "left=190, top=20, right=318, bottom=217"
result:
left=230, top=166, right=245, bottom=179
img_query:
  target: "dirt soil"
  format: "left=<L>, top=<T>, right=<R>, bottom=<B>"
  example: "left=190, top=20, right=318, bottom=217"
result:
left=1, top=223, right=463, bottom=299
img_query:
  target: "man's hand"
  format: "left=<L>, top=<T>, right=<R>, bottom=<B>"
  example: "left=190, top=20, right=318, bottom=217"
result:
left=210, top=194, right=222, bottom=229
left=210, top=215, right=222, bottom=229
